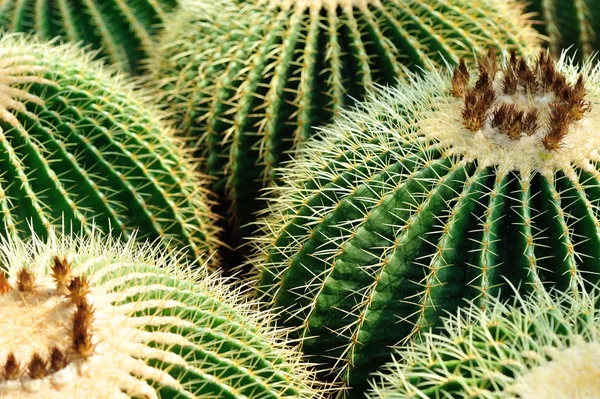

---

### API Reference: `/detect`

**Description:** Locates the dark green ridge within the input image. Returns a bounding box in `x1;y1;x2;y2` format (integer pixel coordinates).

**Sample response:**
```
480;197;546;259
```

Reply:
259;154;600;396
106;272;301;399
0;37;219;267
526;0;600;61
367;278;599;398
151;0;540;262
0;232;321;398
251;51;600;394
0;0;178;75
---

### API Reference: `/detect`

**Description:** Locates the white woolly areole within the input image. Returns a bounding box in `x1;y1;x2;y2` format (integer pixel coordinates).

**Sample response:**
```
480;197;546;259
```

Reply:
417;54;600;179
507;340;600;399
0;228;323;399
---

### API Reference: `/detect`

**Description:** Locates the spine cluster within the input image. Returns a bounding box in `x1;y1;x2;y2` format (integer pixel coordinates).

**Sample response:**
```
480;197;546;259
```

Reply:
0;256;93;383
454;50;590;150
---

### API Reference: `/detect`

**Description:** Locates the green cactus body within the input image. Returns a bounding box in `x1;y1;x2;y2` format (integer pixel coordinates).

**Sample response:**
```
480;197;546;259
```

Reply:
150;0;540;251
0;35;218;266
526;0;600;61
0;0;177;75
368;279;600;399
250;51;600;397
0;229;323;398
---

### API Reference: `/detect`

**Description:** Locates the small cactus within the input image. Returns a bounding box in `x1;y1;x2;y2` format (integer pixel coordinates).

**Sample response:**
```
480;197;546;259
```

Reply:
150;0;541;251
368;279;600;399
0;228;324;398
0;0;178;75
0;35;218;266
249;50;600;397
526;0;600;61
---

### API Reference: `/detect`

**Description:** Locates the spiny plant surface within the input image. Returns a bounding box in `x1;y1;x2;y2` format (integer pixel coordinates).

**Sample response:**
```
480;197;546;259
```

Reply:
249;50;600;397
0;228;324;398
526;0;600;61
368;279;600;399
150;0;541;252
0;0;178;75
0;35;218;266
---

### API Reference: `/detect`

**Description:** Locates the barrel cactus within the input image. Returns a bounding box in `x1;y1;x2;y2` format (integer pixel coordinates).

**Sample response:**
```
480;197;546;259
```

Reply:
249;50;600;397
0;35;218;266
0;0;178;75
0;228;323;398
150;0;541;250
368;278;600;399
526;0;600;61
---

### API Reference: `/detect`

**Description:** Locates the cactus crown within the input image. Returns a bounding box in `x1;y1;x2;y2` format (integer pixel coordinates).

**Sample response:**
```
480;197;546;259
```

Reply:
248;51;600;397
0;229;323;398
150;0;541;257
369;279;600;399
426;50;599;174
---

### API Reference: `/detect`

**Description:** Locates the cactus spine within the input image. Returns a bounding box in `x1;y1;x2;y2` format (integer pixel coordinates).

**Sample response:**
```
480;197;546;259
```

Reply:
0;0;178;75
368;279;600;399
150;0;540;251
249;50;600;397
0;228;323;398
0;35;219;266
526;0;600;60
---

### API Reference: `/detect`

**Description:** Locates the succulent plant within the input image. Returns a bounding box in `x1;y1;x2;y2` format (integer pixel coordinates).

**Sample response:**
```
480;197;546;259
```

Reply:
0;35;219;266
0;228;324;398
249;50;600;397
368;277;600;399
150;0;541;251
0;0;178;75
526;0;600;61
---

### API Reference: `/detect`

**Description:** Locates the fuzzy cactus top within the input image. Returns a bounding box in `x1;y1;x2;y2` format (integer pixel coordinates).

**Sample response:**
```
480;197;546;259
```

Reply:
0;229;323;398
0;35;219;265
249;51;600;397
0;0;179;74
150;0;541;253
368;278;600;399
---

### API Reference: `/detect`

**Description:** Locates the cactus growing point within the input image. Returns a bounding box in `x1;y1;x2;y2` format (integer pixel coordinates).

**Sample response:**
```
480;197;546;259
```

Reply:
0;0;179;75
150;0;541;252
0;35;219;266
368;279;600;399
249;50;600;397
0;228;324;398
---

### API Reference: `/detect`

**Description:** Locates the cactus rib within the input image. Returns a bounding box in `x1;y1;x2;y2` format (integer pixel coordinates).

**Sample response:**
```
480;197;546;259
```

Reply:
149;0;541;253
0;35;219;266
0;0;178;75
249;50;600;397
368;278;600;399
0;228;324;398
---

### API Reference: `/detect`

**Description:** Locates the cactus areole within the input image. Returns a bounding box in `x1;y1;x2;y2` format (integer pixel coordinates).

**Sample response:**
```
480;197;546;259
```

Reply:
369;280;600;399
0;36;219;266
152;0;540;251
0;231;322;399
251;51;600;397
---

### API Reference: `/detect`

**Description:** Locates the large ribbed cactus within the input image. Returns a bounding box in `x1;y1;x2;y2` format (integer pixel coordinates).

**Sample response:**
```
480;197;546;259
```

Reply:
526;0;600;61
368;279;600;399
0;229;323;398
0;0;178;75
0;35;218;266
150;0;541;250
249;50;600;397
